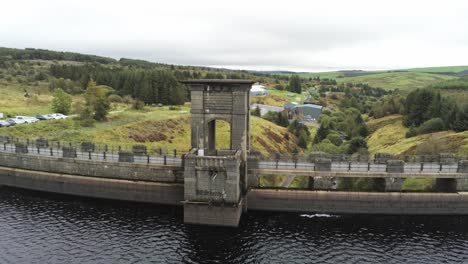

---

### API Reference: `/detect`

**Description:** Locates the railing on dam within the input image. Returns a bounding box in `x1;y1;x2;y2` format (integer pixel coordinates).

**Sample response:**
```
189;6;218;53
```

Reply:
250;152;467;174
0;135;467;174
0;136;185;167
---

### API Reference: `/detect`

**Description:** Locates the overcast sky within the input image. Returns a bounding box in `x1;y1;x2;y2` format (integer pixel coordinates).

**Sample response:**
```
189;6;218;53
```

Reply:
1;0;468;72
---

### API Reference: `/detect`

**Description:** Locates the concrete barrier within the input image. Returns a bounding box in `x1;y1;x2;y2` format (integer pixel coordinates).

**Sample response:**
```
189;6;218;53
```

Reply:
315;158;331;171
386;160;404;173
0;152;183;183
0;166;183;205
81;142;95;152
36;138;49;148
375;153;394;164
118;151;134;162
15;143;28;154
458;160;468;173
246;189;468;215
62;147;77;158
132;145;147;156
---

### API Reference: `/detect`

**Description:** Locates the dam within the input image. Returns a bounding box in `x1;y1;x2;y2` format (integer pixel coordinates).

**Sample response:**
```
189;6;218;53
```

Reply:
1;80;468;227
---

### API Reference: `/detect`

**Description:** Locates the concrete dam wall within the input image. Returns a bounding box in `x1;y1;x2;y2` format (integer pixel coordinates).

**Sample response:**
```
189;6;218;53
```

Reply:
247;189;468;215
0;152;184;183
0;166;184;205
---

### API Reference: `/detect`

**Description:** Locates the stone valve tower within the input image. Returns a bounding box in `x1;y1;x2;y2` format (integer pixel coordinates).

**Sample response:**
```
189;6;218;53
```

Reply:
182;79;253;227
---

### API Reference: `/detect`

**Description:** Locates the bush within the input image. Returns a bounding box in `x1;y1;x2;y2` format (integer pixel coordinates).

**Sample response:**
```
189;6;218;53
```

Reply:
263;111;289;127
406;118;445;137
108;94;123;103
51;88;72;115
348;136;368;154
168;106;181;111
326;133;343;146
311;140;341;154
132;100;145;110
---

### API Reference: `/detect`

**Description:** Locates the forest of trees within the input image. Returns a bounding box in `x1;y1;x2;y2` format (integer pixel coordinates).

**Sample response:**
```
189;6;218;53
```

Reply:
0;47;115;64
403;88;468;136
50;64;188;105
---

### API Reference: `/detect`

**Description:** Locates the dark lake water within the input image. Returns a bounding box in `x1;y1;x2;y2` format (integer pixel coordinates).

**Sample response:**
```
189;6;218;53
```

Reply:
1;187;468;264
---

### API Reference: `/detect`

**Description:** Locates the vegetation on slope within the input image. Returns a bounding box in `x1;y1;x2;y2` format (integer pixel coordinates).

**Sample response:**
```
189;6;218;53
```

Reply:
337;72;456;91
367;115;468;156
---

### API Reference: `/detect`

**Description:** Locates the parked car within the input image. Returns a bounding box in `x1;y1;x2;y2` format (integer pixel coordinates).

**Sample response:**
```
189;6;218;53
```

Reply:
51;113;68;119
15;116;39;123
6;118;23;125
36;114;55;121
0;120;11;127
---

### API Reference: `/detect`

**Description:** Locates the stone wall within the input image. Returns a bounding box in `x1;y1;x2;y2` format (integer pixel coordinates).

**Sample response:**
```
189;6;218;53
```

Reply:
0;152;183;183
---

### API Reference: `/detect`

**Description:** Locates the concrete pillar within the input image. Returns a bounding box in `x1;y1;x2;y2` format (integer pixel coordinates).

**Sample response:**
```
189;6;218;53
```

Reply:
81;142;95;152
132;145;147;156
0;135;10;143
440;153;456;164
62;147;77;158
385;177;404;191
458;160;468;173
313;177;335;190
456;160;468;191
456;178;468;191
315;158;332;171
36;138;49;148
247;156;259;187
374;153;394;164
118;151;134;162
15;143;28;154
386;160;404;173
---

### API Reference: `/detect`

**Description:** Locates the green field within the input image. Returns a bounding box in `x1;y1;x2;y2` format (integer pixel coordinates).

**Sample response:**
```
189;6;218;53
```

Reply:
337;72;456;91
406;65;468;73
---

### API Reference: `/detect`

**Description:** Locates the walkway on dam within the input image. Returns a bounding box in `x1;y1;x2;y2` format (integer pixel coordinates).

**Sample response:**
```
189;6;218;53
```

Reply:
0;143;462;175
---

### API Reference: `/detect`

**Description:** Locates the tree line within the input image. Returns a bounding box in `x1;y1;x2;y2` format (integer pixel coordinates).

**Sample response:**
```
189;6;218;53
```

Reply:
50;64;188;105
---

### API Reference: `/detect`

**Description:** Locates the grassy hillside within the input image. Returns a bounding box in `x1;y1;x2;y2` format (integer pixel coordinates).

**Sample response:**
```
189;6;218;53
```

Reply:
337;72;456;91
0;107;298;156
406;65;468;73
367;115;468;156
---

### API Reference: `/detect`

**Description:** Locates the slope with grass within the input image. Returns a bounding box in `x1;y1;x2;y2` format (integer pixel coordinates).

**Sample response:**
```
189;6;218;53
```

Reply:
337;72;456;91
367;115;468;156
0;107;298;156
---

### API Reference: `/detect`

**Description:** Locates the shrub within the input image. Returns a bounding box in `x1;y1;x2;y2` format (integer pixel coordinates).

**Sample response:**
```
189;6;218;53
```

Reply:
348;136;368;154
132;100;145;110
326;133;343;146
108;94;123;103
406;118;445;137
51;88;72;115
168;106;181;111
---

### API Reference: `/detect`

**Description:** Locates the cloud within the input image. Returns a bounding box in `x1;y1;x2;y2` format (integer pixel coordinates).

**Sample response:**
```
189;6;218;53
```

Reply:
1;0;468;71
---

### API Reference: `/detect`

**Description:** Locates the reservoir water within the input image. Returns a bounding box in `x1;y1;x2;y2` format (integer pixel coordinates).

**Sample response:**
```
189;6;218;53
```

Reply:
1;187;468;264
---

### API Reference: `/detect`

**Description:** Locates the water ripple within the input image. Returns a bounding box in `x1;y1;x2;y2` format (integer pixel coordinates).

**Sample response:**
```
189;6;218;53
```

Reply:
1;188;468;263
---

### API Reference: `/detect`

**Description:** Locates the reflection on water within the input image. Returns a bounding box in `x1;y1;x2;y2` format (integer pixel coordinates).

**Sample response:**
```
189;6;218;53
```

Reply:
1;187;468;264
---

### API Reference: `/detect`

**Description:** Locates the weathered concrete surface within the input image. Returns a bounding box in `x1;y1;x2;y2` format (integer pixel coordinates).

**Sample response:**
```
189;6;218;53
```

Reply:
0;152;183;183
385;177;405;191
246;189;468;215
183;202;243;227
0;166;183;205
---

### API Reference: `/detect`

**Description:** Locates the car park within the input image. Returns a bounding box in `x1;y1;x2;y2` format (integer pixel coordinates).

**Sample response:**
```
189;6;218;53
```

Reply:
0;120;11;127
